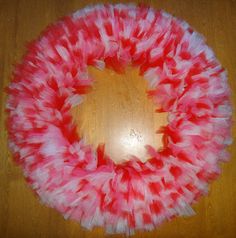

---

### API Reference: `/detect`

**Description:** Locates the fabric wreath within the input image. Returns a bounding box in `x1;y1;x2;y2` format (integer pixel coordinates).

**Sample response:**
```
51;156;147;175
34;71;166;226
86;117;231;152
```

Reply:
6;4;232;235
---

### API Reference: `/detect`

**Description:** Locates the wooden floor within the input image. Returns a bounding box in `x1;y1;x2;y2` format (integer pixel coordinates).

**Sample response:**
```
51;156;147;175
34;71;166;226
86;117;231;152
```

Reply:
0;0;236;237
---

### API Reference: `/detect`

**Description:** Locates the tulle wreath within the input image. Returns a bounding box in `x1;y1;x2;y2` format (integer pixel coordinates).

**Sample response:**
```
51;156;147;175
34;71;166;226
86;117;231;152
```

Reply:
6;3;232;235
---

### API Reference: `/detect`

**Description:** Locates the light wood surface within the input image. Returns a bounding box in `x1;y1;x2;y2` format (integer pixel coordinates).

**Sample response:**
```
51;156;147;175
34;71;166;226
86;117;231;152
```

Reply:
72;66;168;164
0;0;236;237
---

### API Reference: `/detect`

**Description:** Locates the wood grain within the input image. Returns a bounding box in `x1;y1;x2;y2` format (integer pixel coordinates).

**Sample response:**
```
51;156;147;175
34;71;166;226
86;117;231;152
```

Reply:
0;0;236;238
71;66;168;164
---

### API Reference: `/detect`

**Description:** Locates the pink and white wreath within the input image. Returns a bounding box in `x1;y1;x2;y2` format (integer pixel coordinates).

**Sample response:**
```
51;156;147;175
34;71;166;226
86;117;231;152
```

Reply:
6;3;232;235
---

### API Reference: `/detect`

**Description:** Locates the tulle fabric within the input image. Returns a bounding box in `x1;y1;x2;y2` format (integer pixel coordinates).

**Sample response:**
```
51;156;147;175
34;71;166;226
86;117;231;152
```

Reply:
6;4;232;235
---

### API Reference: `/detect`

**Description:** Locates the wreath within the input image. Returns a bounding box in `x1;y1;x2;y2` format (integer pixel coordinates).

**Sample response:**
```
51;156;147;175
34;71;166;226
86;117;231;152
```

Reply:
6;4;232;235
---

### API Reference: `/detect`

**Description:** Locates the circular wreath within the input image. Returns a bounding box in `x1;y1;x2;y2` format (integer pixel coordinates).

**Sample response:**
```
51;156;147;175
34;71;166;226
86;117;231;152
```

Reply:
6;4;232;235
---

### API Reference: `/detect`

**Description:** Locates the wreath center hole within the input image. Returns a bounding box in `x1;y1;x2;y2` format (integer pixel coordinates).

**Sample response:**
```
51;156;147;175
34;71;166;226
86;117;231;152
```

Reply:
71;67;168;164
